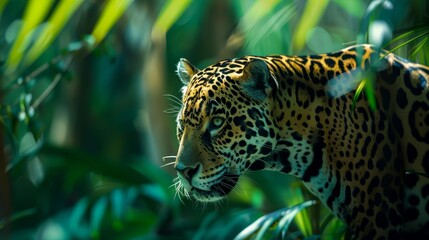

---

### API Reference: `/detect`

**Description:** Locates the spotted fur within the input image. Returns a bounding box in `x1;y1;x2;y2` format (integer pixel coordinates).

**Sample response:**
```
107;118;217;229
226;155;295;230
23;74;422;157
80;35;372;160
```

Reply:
173;44;429;239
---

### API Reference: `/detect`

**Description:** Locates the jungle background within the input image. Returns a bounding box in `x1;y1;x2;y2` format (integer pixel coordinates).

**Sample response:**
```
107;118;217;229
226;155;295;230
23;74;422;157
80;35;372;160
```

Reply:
0;0;428;239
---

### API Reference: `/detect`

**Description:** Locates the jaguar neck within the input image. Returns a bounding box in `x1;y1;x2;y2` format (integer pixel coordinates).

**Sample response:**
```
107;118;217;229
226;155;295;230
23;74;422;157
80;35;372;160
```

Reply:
256;48;372;200
265;45;374;142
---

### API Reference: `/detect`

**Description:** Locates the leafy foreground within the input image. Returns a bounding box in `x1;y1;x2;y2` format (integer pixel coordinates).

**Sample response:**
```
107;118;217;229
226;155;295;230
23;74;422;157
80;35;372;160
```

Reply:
235;201;316;240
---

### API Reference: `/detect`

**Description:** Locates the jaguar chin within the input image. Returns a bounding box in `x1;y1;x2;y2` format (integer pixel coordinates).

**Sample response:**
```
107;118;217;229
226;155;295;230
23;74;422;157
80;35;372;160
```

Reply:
183;174;239;202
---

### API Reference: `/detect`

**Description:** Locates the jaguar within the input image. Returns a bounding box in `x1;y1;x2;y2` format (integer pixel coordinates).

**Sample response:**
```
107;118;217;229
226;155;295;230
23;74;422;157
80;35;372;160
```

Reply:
172;44;429;239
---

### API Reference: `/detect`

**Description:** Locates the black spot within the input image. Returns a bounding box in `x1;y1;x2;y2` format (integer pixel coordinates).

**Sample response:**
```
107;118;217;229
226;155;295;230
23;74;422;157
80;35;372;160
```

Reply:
367;176;379;194
361;136;371;157
375;212;388;228
407;143;418;163
426;201;429;214
233;115;246;127
367;159;374;170
360;217;369;229
280;151;292;173
396;88;408;109
344;186;351;205
357;107;369;121
246;144;257;155
382;145;392;163
408;194;420;205
201;131;211;145
404;70;424;95
404;207;419;221
423;150;429;173
208;90;214;97
380;86;390;109
258;128;269;137
352;188;360;197
376;158;386;171
247;107;262;120
259;142;272;155
405;173;419;188
315;106;324;114
345;171;352;181
245;128;257;139
278;149;291;163
388;209;402;226
324;58;336;67
291;132;303;141
249;160;265;170
422;184;429;198
374;193;382;206
327;171;341;209
391;114;403;138
327;70;334;80
302;138;325;182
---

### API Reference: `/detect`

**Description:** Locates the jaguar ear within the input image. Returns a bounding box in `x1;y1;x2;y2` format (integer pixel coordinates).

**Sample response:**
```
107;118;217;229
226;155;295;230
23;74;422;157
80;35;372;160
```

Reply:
177;58;200;85
240;59;278;101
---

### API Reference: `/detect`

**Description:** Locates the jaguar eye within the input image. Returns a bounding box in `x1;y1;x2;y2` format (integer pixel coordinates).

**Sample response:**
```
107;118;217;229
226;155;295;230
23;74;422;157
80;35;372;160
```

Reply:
210;117;225;129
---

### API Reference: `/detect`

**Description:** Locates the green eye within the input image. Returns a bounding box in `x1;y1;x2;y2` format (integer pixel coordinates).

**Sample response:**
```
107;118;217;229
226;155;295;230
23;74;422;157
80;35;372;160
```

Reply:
211;117;224;128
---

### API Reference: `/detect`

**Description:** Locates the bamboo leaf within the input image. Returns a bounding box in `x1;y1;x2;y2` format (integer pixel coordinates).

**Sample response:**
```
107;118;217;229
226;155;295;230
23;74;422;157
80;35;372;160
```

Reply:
91;0;134;45
153;0;192;34
382;30;429;58
6;0;54;73
291;0;329;52
410;38;428;60
24;0;85;66
352;79;366;111
364;72;377;111
386;24;429;48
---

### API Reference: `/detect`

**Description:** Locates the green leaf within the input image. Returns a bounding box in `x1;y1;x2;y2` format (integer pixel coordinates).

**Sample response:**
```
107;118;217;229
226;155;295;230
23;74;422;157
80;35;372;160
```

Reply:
91;0;134;45
90;196;108;238
111;189;125;221
320;214;347;240
234;200;316;240
153;0;192;35
352;79;366;111
69;197;90;233
383;30;429;58
5;0;55;73
291;0;329;52
25;0;85;66
364;72;377;111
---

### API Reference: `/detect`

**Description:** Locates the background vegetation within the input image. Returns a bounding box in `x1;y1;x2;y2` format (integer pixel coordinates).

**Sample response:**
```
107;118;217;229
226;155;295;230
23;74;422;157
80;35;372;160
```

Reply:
0;0;428;239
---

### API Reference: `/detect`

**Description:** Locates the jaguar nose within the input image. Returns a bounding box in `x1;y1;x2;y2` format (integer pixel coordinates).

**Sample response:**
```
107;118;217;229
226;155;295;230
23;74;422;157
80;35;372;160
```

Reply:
175;162;201;183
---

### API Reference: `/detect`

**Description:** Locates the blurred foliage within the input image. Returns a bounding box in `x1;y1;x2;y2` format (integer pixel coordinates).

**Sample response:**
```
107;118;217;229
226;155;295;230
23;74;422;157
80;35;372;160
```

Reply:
0;0;428;239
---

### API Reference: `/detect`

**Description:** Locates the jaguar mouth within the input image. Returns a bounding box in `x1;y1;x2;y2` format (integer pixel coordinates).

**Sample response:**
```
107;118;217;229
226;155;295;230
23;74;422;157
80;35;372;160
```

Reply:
191;174;239;202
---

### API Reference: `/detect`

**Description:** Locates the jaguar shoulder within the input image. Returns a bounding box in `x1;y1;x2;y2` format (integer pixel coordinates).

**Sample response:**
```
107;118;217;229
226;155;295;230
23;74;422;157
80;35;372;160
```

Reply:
173;44;429;239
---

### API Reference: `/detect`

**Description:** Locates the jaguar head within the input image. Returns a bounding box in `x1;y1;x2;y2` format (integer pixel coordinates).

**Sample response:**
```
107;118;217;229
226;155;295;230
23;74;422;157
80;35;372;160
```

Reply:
173;57;279;202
